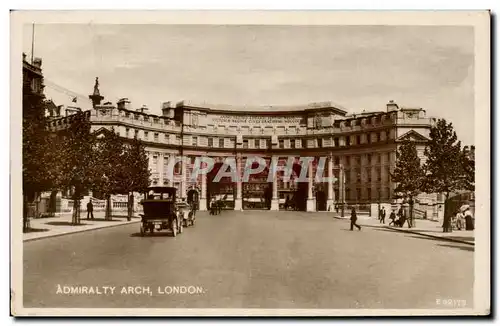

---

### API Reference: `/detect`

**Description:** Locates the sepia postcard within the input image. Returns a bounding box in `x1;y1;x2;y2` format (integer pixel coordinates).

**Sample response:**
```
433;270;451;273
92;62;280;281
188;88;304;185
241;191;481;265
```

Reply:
10;10;490;317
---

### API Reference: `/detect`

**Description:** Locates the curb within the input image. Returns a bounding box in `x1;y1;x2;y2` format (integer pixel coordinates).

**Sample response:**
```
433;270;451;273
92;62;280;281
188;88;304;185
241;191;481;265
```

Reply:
333;216;372;220
23;219;140;243
384;226;475;246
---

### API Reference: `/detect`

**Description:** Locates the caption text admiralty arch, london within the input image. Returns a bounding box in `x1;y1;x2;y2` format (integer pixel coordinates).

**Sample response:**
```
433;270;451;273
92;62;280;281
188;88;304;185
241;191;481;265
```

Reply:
48;82;445;218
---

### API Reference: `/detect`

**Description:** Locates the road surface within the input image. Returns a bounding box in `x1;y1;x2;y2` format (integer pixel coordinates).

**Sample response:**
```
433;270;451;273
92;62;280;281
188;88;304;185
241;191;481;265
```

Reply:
23;211;474;309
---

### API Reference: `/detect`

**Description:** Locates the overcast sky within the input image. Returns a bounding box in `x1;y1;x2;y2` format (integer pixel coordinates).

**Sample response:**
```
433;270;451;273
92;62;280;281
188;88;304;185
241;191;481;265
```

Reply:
23;24;474;144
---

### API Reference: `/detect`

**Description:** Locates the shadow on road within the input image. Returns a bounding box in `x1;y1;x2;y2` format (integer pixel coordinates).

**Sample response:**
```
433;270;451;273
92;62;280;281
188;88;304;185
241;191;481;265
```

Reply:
45;222;92;226
370;227;474;248
130;232;174;238
366;225;402;232
437;243;475;252
23;227;50;233
406;234;474;245
81;218;124;222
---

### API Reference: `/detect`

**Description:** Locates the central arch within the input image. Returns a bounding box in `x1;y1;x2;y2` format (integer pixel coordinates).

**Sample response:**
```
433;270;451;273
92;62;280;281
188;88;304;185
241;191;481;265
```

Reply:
206;162;235;210
290;163;308;211
187;188;199;209
242;161;272;210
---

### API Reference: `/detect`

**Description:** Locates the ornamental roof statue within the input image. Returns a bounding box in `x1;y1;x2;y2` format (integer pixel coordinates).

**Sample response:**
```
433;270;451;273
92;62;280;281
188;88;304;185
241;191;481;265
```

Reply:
89;77;104;108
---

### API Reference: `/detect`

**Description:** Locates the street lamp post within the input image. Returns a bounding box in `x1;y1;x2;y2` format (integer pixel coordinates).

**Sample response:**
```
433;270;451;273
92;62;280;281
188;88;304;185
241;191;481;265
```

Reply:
340;164;345;218
378;190;381;220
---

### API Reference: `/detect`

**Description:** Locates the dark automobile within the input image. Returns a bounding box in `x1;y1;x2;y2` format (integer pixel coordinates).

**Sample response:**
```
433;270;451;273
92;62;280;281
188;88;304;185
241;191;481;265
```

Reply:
139;187;183;237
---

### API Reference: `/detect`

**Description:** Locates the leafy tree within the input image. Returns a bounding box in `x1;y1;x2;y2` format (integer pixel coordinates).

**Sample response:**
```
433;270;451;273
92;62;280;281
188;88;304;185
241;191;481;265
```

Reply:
120;137;151;220
391;139;425;228
460;146;475;192
22;81;60;229
57;111;98;225
93;128;126;220
422;119;465;232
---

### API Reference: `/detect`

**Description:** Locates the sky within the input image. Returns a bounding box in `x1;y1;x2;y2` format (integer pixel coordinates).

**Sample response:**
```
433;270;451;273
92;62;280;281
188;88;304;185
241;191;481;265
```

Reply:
23;24;474;144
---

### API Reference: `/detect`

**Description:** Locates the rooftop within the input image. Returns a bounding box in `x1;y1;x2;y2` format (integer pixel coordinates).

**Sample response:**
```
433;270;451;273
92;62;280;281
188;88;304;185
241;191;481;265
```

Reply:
174;100;349;115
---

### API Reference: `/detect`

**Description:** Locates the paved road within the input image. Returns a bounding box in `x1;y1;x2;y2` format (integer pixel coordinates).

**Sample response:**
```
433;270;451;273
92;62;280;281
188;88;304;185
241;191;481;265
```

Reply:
23;211;474;309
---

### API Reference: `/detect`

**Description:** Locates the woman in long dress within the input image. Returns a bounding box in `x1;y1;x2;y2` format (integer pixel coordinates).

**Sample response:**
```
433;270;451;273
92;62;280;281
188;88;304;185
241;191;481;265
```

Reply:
455;210;464;230
464;208;474;230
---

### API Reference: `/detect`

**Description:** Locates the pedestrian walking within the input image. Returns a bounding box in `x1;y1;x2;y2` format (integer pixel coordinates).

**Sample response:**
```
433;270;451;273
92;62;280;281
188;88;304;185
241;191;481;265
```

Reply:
209;197;216;215
388;210;397;226
190;201;197;219
380;207;386;224
217;200;223;214
86;199;94;220
350;207;361;231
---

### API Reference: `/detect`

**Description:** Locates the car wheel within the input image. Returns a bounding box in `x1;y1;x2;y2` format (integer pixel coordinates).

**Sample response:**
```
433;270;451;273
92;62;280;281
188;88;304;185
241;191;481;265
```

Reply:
140;225;144;236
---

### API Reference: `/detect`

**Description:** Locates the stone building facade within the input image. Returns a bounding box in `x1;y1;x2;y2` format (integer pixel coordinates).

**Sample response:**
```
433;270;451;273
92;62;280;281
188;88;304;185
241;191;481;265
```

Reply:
79;90;444;217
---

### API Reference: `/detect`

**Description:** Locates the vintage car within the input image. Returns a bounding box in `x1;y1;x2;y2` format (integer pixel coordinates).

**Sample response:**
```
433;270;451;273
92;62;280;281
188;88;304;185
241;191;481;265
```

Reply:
139;187;183;237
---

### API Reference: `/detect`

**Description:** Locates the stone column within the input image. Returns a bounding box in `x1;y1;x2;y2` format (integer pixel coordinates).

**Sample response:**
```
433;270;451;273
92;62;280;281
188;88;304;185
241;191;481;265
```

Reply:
200;166;207;211
306;158;316;212
181;156;187;199
165;155;173;187
234;155;243;211
270;156;280;211
326;154;335;211
158;153;164;186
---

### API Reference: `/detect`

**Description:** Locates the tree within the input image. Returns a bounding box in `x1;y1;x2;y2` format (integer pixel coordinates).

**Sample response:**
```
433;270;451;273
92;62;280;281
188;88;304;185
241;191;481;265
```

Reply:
93;128;126;220
422;119;465;233
22;81;59;230
57;111;98;225
120;137;151;220
391;139;425;228
460;146;475;192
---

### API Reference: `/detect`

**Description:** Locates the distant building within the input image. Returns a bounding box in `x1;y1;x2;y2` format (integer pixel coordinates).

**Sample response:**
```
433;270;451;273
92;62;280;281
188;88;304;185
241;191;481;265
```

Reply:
51;80;443;218
22;53;44;99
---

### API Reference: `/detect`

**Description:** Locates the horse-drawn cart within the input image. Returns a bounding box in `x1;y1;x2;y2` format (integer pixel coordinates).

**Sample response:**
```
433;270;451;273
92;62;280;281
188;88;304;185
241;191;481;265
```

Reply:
139;187;183;237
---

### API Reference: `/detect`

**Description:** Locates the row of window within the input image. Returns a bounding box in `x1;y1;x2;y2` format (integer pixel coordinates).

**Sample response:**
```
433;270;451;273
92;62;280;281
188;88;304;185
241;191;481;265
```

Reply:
122;128;391;149
344;166;391;183
344;187;393;201
149;154;392;173
342;153;392;166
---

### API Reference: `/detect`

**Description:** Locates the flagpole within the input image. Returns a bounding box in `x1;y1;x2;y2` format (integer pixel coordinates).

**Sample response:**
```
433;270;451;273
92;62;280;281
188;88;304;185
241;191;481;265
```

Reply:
31;23;35;64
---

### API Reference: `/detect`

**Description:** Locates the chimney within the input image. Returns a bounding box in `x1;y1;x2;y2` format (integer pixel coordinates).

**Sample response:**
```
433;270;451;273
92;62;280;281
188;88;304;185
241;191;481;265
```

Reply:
22;53;27;62
140;104;149;113
162;102;171;117
117;98;131;110
386;100;399;112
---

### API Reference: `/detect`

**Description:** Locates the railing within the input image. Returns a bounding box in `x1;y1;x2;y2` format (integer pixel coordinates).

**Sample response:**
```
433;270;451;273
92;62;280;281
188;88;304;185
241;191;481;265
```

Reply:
112;202;128;210
412;207;426;219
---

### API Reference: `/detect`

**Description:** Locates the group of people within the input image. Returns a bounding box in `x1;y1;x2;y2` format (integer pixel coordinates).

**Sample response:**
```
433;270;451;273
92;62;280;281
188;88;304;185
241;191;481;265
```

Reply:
209;197;224;215
377;206;410;228
388;207;411;228
452;206;474;231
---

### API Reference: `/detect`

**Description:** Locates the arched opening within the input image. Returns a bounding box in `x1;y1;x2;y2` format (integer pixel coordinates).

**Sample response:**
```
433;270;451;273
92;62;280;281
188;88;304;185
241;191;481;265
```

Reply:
243;161;272;210
187;189;199;209
290;163;308;211
206;162;235;210
316;189;327;211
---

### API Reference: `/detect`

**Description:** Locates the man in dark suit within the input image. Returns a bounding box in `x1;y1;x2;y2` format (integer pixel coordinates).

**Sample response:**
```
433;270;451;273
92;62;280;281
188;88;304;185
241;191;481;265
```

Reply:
350;207;361;231
87;199;94;220
380;207;386;224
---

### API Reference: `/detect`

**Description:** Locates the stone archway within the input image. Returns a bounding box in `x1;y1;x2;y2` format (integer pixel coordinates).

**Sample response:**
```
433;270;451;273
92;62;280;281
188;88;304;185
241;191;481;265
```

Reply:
291;163;308;211
206;162;235;210
187;188;199;209
242;161;272;210
316;190;327;211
